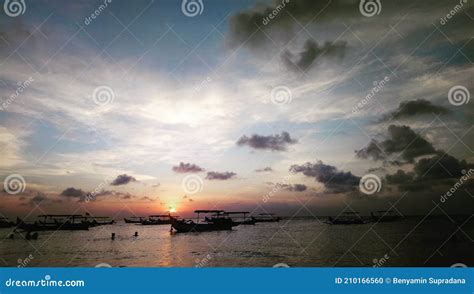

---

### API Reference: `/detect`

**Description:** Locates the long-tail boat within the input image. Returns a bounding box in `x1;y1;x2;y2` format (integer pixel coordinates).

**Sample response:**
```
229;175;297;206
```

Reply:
251;213;281;223
141;214;179;225
124;216;145;223
325;212;365;225
0;217;14;228
171;210;233;233
16;215;90;231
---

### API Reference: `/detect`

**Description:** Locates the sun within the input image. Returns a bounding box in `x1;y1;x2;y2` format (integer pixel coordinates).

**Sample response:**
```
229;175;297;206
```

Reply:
169;207;177;213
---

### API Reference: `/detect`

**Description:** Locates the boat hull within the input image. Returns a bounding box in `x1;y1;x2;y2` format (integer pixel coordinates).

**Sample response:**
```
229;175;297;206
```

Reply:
171;220;232;233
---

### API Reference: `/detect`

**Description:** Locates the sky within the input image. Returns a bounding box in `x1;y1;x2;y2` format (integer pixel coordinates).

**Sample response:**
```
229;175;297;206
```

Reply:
0;0;473;219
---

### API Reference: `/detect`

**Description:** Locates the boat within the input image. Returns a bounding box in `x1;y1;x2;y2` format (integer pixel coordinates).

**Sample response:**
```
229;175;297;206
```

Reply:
141;214;179;225
370;210;402;223
251;213;281;223
211;211;255;226
171;210;233;233
81;216;115;227
0;217;14;228
124;217;145;224
325;212;365;225
16;215;90;231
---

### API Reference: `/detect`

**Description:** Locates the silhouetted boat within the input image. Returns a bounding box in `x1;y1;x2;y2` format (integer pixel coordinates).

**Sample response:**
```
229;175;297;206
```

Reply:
251;213;281;223
211;211;255;226
370;210;402;223
124;217;145;223
141;214;179;225
0;217;14;228
325;212;365;225
171;210;232;233
81;216;115;227
16;215;89;231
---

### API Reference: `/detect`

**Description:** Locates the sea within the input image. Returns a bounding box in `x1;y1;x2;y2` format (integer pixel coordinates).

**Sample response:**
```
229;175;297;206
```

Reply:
1;216;472;267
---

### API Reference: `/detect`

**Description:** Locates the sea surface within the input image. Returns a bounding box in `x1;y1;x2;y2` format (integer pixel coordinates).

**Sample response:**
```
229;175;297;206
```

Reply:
1;216;472;267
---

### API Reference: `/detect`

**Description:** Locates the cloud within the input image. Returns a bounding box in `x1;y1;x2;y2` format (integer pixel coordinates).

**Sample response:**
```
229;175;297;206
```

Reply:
255;167;273;172
110;174;137;186
60;187;85;198
385;170;414;184
282;39;346;72
356;125;437;163
414;152;471;180
172;162;205;173
227;0;357;49
384;99;449;120
290;160;360;192
237;132;297;151
281;183;307;192
206;171;237;180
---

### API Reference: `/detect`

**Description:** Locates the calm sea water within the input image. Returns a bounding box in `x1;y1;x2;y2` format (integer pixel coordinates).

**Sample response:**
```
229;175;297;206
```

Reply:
1;216;472;267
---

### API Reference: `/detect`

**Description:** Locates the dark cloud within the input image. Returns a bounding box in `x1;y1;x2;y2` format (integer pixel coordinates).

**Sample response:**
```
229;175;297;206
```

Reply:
414;152;471;180
290;160;360;192
110;174;136;186
282;183;307;192
237;131;297;151
385;170;414;184
206;171;237;180
227;0;358;49
255;167;273;172
60;187;85;198
172;162;205;173
356;125;437;163
385;99;449;120
355;140;385;161
282;39;346;72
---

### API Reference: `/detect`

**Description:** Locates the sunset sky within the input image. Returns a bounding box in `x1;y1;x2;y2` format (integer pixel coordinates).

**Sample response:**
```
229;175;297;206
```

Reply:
1;0;473;219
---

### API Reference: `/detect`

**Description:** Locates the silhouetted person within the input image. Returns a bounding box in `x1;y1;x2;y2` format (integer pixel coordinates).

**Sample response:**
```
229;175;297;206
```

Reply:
111;233;115;240
134;232;138;237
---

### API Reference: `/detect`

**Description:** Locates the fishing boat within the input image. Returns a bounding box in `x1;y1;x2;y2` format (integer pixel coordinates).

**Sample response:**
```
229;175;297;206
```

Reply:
251;213;281;223
171;210;233;233
141;214;179;225
124;216;145;224
0;217;14;228
370;210;402;223
81;216;115;227
16;215;90;231
211;211;255;226
325;212;365;225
